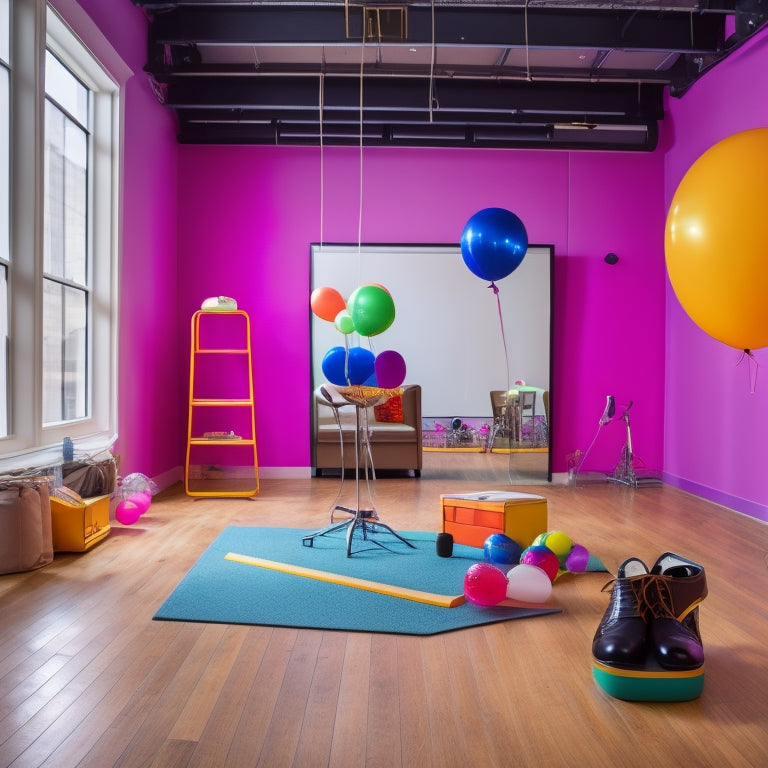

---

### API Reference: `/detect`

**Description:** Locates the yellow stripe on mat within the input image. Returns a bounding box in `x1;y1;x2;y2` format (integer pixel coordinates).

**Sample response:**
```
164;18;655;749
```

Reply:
225;552;465;608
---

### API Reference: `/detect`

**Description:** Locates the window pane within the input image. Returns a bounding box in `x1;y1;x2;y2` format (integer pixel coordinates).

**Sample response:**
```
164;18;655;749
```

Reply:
45;50;88;127
43;280;87;424
44;100;87;284
0;264;7;437
0;65;7;263
0;0;8;65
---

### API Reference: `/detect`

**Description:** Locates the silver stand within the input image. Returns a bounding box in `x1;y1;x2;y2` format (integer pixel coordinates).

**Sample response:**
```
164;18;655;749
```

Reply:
303;388;415;557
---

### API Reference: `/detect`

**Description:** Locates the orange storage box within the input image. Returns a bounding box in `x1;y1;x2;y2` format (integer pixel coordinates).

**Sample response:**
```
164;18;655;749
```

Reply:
441;491;548;549
50;492;111;552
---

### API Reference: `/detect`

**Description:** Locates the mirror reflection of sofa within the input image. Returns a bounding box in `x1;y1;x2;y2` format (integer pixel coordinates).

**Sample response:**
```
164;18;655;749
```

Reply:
313;384;422;477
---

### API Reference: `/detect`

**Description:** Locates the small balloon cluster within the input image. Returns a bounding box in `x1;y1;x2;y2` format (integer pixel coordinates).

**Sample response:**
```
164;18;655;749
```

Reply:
112;472;159;525
311;284;406;388
463;530;592;606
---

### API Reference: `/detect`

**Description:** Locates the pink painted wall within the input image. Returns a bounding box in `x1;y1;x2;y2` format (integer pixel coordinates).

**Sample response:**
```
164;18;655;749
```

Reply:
54;0;181;483
663;28;768;521
177;145;666;476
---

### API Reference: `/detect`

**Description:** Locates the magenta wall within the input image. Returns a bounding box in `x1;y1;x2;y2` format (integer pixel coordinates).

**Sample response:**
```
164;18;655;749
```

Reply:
177;145;666;475
663;29;768;521
54;0;182;484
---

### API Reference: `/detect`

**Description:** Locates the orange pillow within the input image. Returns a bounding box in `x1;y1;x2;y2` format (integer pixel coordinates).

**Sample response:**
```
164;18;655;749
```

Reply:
374;395;404;423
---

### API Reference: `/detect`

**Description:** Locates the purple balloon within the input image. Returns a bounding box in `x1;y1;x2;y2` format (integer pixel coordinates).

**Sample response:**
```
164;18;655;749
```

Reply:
565;543;590;572
374;350;406;388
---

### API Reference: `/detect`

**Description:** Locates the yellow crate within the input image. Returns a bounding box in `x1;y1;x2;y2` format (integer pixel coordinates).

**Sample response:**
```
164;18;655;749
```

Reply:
50;493;111;552
441;491;548;549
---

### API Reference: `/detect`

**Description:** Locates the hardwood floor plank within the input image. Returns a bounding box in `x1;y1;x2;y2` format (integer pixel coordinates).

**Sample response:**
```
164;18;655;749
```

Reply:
327;633;370;768
394;635;431;768
223;628;297;767
168;625;249;743
186;627;274;768
254;630;324;768
290;631;346;768
365;634;401;768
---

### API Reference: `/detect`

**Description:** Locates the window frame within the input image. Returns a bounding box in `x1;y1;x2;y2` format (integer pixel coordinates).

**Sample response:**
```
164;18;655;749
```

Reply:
0;1;122;468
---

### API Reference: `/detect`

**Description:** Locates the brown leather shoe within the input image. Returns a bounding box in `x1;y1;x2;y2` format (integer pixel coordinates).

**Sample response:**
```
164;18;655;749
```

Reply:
644;553;707;670
592;558;650;668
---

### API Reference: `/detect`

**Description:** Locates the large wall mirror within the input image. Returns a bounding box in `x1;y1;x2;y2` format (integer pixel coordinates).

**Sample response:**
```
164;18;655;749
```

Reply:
311;243;553;482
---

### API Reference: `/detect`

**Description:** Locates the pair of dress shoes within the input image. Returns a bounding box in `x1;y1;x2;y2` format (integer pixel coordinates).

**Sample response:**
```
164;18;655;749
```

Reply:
592;552;707;671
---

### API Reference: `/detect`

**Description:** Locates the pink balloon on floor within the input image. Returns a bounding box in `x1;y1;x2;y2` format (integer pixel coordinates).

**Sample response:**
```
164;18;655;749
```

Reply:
115;499;142;525
128;491;152;516
464;562;508;606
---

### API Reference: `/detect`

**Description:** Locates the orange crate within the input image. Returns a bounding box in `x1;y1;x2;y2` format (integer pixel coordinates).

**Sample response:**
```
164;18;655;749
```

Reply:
441;492;547;550
50;493;111;552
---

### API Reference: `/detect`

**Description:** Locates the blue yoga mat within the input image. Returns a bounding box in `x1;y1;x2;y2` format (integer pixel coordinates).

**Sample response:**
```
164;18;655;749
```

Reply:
153;526;562;635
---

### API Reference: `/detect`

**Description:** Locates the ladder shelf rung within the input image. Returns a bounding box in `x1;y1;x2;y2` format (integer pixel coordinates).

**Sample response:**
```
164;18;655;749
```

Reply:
189;437;255;445
191;399;253;406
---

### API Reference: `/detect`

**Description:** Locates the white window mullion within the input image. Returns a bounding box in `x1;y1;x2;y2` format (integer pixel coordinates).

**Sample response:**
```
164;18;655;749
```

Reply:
6;0;45;453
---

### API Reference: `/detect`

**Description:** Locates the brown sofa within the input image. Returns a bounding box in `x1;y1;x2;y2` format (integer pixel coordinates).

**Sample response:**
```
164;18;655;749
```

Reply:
313;384;422;477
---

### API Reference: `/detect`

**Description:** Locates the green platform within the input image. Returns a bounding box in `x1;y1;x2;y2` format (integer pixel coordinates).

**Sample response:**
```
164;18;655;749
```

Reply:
593;660;704;702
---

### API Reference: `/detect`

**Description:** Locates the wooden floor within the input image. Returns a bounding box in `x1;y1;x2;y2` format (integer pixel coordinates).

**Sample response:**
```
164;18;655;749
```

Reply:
1;452;767;768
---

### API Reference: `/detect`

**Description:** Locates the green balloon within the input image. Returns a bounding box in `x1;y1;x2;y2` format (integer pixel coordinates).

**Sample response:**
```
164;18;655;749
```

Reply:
348;285;395;336
334;310;355;334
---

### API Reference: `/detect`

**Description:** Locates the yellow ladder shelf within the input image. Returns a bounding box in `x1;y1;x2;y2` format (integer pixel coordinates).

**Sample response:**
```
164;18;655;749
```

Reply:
185;309;259;497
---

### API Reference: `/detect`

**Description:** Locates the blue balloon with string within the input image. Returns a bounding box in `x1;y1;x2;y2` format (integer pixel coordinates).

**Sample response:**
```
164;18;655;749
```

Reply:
460;207;528;282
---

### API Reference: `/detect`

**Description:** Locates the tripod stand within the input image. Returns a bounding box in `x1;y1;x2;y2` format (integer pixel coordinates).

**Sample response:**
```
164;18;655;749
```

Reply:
608;400;636;486
302;385;415;557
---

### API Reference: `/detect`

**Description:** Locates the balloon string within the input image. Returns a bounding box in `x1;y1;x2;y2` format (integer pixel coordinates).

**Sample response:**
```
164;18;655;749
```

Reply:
737;349;759;393
489;282;511;393
489;281;516;481
344;334;351;386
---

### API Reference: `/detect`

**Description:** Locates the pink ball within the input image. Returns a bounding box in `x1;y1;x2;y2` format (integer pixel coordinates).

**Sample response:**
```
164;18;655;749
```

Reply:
127;491;151;516
463;562;508;606
519;545;560;583
115;500;141;525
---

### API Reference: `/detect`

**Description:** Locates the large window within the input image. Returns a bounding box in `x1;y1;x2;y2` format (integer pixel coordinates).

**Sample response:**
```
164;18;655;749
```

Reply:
1;1;120;465
1;0;10;437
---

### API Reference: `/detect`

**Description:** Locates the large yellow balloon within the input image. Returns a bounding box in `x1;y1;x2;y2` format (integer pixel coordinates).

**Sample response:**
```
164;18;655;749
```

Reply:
665;128;768;351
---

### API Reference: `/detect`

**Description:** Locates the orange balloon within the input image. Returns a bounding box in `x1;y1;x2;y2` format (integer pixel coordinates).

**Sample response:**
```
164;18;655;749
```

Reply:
310;286;346;322
665;128;768;351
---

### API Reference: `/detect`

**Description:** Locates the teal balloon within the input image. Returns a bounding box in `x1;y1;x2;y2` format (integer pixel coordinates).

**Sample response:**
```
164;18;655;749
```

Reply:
348;285;395;337
460;207;528;282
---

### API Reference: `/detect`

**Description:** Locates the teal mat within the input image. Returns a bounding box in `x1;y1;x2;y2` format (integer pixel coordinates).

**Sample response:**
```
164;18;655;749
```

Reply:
154;526;562;635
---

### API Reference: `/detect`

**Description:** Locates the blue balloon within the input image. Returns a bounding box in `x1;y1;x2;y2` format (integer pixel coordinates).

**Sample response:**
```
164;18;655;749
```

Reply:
460;207;528;282
321;346;349;386
483;533;523;566
346;346;375;385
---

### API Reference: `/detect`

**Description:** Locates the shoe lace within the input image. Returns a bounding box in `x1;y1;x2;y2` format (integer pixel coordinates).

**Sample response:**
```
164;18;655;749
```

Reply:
630;574;676;622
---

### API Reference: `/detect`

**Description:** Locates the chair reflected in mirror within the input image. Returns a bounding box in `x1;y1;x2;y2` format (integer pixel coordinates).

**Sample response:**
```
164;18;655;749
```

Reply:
489;390;517;448
517;389;537;446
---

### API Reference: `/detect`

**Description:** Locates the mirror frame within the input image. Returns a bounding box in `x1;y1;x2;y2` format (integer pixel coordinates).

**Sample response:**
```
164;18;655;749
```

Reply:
310;242;553;482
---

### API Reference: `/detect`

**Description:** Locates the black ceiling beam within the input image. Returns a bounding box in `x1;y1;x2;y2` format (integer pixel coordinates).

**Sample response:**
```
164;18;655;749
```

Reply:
175;106;655;127
173;117;657;151
141;5;726;53
163;76;664;119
